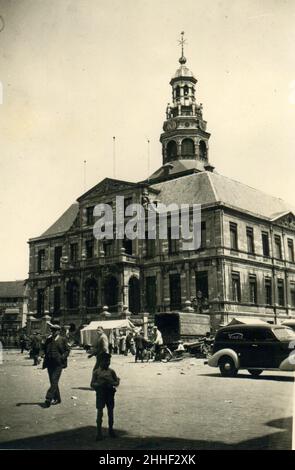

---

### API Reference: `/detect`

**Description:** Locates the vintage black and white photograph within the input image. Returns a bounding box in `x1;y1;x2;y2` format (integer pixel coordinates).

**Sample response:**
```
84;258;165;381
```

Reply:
0;0;294;454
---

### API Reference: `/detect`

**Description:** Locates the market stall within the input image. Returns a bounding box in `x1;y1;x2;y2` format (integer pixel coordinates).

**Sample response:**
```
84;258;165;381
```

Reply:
80;318;135;346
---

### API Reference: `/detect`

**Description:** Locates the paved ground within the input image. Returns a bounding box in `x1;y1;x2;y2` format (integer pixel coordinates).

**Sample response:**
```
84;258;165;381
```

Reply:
0;349;293;450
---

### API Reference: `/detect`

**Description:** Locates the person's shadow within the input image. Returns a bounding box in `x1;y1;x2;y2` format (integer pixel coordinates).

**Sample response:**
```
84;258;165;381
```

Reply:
16;402;48;409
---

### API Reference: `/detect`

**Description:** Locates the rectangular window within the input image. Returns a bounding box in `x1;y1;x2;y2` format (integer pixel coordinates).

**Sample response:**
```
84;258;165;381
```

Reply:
85;239;94;259
37;249;45;272
231;272;241;302
262;232;270;257
277;279;285;306
169;273;182;310
229;222;238;250
54;246;62;271
201;221;206;248
290;283;295;307
168;226;179;254
86;206;95;226
288;239;294;262
37;289;45;316
265;278;272;305
54;286;61;314
274;235;282;260
146;235;156;258
249;275;257;304
124;197;133;212
146;276;157;313
123;237;133;255
103;240;113;257
70;243;78;262
246;227;255;254
195;271;209;299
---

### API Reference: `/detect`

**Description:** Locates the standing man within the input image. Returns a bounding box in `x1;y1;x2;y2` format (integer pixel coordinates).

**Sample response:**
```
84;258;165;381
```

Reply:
152;326;163;361
42;323;70;407
88;326;109;370
134;330;147;363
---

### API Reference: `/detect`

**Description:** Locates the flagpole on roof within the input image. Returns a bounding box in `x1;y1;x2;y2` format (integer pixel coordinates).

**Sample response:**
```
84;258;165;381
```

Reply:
113;136;116;179
83;160;87;192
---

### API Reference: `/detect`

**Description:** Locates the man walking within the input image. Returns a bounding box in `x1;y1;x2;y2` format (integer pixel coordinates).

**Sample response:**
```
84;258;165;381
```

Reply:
88;326;109;370
42;323;70;407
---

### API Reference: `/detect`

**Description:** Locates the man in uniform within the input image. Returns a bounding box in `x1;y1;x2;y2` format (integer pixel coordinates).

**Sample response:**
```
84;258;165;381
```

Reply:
42;323;70;407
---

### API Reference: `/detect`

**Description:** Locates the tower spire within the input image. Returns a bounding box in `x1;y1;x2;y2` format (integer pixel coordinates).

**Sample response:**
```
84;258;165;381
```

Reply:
178;31;187;64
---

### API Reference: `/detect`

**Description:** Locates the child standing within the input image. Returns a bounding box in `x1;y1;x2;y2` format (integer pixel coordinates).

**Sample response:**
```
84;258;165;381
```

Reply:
90;352;120;441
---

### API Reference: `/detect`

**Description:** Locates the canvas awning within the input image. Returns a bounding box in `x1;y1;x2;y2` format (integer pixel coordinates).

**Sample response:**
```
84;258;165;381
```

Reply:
80;319;135;346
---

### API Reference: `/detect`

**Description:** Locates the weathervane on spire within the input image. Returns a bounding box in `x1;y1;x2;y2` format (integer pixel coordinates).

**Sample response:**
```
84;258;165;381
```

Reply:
178;31;187;64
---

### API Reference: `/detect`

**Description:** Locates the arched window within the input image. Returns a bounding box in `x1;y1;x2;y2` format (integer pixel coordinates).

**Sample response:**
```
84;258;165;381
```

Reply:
103;276;118;310
184;85;189;96
166;140;177;161
199;140;207;160
67;280;79;309
181;138;195;157
175;86;181;98
85;278;98;308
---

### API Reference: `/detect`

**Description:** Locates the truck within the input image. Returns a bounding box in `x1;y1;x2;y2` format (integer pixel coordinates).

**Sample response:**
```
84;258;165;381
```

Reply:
154;312;211;346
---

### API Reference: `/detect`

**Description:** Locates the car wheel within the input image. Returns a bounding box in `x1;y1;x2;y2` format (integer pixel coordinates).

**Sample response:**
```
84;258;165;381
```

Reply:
219;356;238;377
248;369;263;377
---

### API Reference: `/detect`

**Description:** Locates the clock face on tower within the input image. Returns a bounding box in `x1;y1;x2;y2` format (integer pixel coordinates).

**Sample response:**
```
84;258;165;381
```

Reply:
164;120;177;132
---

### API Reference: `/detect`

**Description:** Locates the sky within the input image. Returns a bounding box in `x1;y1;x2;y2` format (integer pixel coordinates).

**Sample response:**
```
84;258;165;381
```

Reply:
0;0;295;280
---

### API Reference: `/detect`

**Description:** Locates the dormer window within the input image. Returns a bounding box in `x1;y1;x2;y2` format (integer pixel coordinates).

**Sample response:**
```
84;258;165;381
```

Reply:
86;206;95;225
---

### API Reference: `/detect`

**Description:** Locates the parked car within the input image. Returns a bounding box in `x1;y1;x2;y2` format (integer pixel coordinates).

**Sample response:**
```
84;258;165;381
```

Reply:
207;324;295;377
282;320;295;332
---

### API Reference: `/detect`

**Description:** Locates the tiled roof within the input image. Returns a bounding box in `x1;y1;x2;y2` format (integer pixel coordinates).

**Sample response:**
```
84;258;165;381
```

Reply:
150;171;294;219
0;281;27;298
34;203;79;240
148;159;208;182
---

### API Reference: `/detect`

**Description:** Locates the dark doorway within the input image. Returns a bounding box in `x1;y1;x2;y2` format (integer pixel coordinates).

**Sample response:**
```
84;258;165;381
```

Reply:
128;276;140;314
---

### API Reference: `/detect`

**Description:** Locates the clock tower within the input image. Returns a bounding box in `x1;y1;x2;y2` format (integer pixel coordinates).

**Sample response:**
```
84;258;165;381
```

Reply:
160;33;213;171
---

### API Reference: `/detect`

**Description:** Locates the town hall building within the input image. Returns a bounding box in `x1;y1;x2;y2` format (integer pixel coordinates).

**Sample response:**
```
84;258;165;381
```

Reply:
27;38;295;331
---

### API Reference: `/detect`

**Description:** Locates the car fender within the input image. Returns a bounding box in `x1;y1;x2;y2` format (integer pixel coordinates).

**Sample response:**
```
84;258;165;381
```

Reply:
279;353;295;372
208;348;240;369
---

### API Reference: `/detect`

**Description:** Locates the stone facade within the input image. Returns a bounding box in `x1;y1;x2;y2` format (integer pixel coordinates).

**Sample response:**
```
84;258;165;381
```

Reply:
27;47;295;332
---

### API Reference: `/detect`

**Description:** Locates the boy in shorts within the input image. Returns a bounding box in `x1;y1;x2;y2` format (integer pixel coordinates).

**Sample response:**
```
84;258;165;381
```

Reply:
90;352;120;441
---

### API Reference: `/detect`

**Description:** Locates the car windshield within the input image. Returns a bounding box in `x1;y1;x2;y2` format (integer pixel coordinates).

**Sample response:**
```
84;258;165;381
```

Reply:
272;327;295;341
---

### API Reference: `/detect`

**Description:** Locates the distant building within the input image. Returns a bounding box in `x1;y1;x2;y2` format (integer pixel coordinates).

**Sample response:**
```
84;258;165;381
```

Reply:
0;280;28;346
27;41;295;331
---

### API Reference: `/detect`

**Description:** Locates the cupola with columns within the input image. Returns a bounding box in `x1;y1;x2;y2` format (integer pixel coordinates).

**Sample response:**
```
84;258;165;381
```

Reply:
160;32;213;171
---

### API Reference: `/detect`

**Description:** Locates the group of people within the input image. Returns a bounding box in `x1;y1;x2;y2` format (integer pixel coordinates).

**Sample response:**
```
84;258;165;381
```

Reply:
86;324;163;440
108;330;136;356
20;322;164;441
